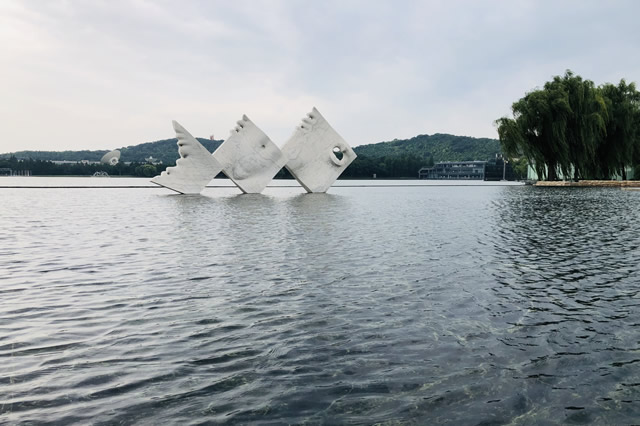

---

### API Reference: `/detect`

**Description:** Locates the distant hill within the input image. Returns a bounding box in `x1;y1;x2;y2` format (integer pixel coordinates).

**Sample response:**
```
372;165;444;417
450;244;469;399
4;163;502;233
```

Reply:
1;133;501;178
353;133;501;161
0;138;222;165
344;133;501;178
117;138;222;165
0;149;110;162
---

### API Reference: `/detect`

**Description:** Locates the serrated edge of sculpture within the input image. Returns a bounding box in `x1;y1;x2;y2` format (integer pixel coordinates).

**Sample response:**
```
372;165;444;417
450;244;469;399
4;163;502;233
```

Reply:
150;121;222;194
150;108;356;195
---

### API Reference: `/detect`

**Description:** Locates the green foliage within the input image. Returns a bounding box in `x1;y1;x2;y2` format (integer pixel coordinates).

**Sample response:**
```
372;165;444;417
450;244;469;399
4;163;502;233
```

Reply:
354;134;500;162
599;80;640;179
0;156;168;177
511;157;529;180
135;164;158;177
496;70;640;180
0;150;109;162
1;132;502;179
1;138;222;165
348;134;501;178
118;138;222;164
342;153;429;178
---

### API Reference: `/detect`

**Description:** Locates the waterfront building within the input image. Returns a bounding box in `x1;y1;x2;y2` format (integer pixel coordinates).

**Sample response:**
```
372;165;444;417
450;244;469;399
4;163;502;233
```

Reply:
419;157;517;181
418;161;486;180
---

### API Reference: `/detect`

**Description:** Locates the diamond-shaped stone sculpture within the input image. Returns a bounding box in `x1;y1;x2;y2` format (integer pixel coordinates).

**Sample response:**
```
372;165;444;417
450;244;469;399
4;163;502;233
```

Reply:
151;121;222;194
281;107;357;193
213;115;287;194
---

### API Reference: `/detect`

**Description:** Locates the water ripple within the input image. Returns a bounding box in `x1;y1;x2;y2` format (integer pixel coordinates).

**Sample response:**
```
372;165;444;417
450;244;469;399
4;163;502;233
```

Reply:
1;184;639;423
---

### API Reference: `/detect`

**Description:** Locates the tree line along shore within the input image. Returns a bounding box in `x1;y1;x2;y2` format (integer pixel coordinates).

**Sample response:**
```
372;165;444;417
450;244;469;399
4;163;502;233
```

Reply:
497;70;640;181
1;134;518;179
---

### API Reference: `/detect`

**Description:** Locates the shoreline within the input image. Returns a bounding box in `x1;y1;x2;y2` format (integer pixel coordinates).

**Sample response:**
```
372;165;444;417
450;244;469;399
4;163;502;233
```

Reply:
535;180;640;188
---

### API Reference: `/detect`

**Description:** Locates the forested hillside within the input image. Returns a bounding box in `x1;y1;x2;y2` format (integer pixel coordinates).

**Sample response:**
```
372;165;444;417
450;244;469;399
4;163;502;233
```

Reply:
354;133;500;160
0;150;110;162
2;133;502;178
118;138;222;165
347;133;501;178
1;138;222;165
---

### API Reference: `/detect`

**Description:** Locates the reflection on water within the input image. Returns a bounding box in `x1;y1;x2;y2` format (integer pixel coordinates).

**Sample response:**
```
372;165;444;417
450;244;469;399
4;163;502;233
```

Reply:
487;188;640;423
1;182;639;424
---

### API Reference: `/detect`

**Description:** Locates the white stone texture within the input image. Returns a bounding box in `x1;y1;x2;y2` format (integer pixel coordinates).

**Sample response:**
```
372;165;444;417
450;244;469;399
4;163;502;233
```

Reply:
151;121;222;194
100;149;121;165
281;107;357;193
213;115;287;194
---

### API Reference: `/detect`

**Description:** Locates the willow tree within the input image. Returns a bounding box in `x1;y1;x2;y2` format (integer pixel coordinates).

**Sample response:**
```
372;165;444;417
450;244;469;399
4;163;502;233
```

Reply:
496;77;571;180
556;71;607;180
496;70;608;180
599;80;640;179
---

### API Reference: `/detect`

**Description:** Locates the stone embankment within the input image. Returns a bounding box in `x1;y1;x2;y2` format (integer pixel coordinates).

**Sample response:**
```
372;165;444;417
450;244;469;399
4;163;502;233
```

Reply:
535;180;640;188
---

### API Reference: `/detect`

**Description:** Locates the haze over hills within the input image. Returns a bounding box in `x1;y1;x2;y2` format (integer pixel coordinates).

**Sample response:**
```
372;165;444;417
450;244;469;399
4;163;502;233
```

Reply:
0;138;223;165
1;133;501;166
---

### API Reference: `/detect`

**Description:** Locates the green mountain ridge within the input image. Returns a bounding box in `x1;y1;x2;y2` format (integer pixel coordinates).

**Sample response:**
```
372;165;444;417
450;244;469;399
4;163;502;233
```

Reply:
344;134;501;178
1;133;502;178
354;133;500;160
0;138;222;165
2;134;500;162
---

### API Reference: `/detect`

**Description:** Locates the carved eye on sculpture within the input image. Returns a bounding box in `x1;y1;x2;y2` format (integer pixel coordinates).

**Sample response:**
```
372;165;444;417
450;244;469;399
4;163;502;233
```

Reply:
256;140;282;161
333;147;344;160
330;146;345;166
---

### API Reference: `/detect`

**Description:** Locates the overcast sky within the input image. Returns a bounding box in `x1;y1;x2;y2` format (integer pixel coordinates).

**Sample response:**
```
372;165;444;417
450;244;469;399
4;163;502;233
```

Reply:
1;0;639;153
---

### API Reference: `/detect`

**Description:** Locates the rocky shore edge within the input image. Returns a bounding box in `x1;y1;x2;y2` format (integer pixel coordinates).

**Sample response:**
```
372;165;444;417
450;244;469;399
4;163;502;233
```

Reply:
535;180;640;188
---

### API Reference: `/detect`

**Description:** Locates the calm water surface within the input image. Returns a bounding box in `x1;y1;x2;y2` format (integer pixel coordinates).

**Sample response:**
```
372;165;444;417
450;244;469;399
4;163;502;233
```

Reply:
1;179;639;424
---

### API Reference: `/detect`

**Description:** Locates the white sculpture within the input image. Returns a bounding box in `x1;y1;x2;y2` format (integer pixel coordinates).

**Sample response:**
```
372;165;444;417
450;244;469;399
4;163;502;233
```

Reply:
100;149;121;165
281;107;356;193
151;121;222;194
213;115;287;194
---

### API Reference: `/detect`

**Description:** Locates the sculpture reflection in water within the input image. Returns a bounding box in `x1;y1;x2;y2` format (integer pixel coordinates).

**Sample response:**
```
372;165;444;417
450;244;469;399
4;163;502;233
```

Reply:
150;108;356;195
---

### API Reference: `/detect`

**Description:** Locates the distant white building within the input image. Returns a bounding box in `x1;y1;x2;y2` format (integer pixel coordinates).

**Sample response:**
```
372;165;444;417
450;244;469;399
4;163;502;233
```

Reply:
145;156;162;165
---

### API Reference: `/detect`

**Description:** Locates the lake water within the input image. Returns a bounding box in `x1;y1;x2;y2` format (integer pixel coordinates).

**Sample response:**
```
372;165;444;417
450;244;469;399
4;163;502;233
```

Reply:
1;178;639;424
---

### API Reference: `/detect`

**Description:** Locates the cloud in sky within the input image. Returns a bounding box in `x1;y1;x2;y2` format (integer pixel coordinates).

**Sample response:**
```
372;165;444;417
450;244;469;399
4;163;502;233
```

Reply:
1;0;639;152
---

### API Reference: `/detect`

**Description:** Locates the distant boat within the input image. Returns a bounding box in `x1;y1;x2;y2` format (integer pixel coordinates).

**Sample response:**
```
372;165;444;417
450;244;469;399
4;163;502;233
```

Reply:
92;171;110;177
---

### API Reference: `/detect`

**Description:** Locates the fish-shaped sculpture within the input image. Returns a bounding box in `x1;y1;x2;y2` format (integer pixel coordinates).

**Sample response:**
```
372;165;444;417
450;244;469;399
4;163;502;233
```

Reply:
213;115;287;194
281;107;356;193
151;121;222;194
